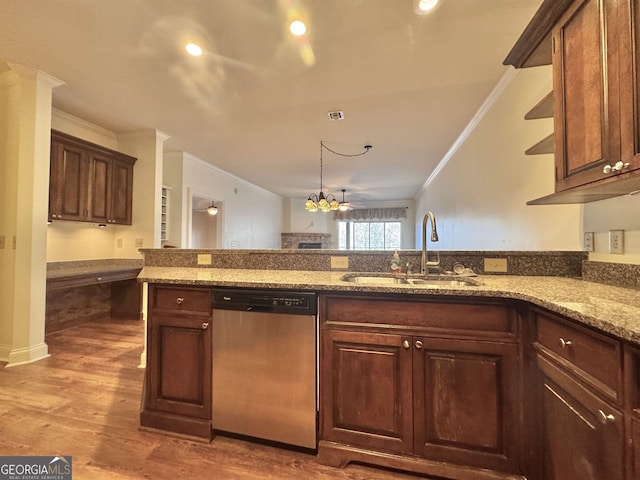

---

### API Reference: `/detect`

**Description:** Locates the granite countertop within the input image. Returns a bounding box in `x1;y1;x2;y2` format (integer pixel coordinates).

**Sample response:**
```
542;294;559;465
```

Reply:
47;259;143;280
138;266;640;346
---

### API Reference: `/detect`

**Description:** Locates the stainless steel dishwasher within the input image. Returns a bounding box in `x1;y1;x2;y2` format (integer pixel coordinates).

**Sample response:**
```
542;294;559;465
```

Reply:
211;288;317;449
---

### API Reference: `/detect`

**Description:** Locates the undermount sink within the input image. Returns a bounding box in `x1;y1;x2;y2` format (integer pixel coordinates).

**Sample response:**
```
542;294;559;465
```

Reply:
340;274;480;287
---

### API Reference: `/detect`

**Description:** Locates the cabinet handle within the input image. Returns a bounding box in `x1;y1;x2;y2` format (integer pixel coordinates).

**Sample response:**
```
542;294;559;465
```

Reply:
415;340;423;350
597;409;615;424
559;338;572;349
201;322;209;330
402;340;410;349
176;297;184;305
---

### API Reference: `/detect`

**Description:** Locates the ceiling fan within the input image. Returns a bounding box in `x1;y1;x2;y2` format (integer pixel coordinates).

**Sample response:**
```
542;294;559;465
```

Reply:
337;189;366;211
193;202;219;215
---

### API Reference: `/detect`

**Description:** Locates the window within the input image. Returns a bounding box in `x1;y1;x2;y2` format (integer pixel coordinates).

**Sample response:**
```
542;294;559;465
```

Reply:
338;221;401;250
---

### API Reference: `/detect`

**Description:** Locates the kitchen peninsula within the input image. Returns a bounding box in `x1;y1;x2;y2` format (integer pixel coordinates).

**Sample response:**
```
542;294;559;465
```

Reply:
138;248;640;480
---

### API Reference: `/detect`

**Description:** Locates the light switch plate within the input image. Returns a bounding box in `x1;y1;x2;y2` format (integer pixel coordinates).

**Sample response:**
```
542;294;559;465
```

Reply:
609;230;624;254
584;232;594;252
135;238;143;248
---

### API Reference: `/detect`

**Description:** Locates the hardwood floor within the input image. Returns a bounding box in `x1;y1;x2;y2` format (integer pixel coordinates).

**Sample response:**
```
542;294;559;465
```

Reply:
0;319;428;479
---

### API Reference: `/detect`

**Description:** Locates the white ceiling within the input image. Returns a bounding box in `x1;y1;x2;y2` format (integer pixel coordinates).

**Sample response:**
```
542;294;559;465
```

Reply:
1;0;542;202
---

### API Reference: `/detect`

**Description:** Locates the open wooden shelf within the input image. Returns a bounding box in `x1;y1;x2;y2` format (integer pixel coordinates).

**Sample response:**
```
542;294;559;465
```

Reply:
525;133;554;155
525;91;554;120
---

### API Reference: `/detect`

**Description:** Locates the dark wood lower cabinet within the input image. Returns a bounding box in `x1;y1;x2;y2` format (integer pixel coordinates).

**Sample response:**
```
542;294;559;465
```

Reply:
141;285;213;440
321;330;413;455
538;356;624;479
319;294;523;480
414;337;519;473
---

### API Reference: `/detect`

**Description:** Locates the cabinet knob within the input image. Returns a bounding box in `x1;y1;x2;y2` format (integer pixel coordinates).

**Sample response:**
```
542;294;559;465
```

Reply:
201;322;209;330
559;338;572;349
402;340;410;349
597;409;615;424
603;161;630;174
415;340;423;350
96;277;102;281
176;297;184;305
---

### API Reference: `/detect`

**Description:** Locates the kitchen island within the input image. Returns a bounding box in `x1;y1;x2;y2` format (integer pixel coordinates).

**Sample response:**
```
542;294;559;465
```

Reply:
138;266;640;344
138;258;640;480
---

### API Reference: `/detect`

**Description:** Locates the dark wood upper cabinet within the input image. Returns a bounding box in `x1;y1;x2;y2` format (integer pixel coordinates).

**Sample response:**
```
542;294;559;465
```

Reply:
506;0;640;204
49;138;89;222
49;130;136;225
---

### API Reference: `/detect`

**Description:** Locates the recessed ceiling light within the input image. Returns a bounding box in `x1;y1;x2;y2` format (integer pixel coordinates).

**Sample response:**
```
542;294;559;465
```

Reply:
416;0;439;13
289;20;307;36
185;43;203;56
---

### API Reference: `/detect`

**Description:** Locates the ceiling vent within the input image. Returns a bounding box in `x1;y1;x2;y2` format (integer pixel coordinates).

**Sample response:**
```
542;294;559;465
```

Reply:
327;110;345;121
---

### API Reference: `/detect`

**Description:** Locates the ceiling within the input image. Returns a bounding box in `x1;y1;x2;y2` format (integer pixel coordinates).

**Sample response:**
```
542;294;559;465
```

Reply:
1;0;542;202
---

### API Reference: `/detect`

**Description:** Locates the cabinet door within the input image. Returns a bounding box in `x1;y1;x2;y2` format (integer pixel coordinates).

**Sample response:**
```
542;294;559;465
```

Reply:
49;139;88;221
147;314;212;419
413;337;520;473
110;158;134;224
633;417;640;479
553;0;620;191
539;357;624;480
88;152;112;224
321;329;413;455
618;0;640;174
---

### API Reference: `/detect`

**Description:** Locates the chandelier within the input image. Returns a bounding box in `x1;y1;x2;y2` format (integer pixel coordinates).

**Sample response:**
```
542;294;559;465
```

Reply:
305;141;372;212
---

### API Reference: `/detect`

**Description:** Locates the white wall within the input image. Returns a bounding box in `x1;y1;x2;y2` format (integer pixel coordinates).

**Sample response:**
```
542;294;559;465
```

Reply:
167;151;283;249
584;194;640;264
414;66;583;251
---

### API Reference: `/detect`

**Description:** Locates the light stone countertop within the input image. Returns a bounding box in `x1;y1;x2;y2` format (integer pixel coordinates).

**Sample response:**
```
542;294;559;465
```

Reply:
138;266;640;346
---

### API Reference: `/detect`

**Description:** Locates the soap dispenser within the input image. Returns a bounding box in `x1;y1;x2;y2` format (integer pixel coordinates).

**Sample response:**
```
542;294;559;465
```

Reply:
391;250;402;274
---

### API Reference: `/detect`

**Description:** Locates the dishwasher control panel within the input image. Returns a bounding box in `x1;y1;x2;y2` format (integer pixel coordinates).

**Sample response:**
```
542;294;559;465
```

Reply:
212;288;317;315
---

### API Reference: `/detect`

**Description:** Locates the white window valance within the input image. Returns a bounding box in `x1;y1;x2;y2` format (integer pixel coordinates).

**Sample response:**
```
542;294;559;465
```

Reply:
333;207;408;221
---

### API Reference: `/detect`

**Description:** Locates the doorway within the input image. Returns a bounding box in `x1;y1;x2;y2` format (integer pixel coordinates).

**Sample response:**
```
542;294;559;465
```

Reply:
189;193;223;249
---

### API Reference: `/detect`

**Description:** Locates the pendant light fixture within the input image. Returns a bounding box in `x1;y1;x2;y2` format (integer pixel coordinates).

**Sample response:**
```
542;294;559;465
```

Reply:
304;141;372;213
207;202;218;215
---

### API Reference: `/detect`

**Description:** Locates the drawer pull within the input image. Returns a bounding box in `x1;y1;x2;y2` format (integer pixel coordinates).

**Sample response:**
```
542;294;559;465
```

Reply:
201;322;209;330
402;340;410;349
415;340;423;350
597;409;615;424
559;338;572;349
176;297;184;305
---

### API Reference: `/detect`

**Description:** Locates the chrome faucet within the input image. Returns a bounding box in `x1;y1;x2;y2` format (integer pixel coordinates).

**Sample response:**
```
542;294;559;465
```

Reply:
421;211;440;275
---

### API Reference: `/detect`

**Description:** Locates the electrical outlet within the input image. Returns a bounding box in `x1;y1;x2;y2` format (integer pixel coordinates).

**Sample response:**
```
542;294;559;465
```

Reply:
116;238;123;248
331;256;349;269
197;254;212;265
135;238;143;248
484;258;508;273
609;230;624;254
12;235;16;250
584;232;594;252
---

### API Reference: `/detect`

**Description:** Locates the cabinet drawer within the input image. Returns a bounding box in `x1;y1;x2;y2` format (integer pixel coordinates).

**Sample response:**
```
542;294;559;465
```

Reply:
151;285;211;315
321;295;517;339
535;310;621;397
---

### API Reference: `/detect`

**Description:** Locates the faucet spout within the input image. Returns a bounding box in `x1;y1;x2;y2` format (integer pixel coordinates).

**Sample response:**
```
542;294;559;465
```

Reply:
421;211;440;275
